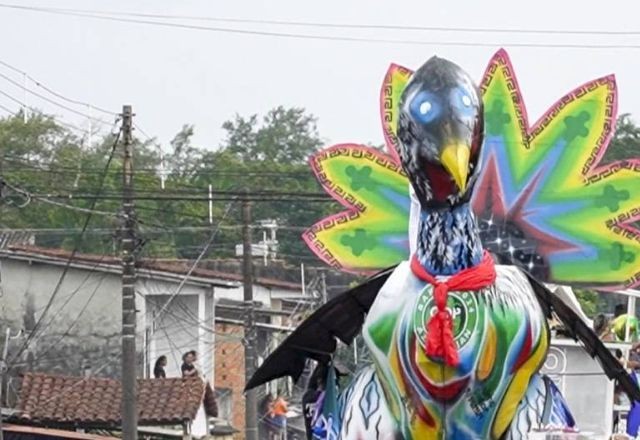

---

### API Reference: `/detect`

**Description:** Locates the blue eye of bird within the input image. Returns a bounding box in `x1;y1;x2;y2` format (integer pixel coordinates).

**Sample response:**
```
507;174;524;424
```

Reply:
409;91;440;124
451;88;475;115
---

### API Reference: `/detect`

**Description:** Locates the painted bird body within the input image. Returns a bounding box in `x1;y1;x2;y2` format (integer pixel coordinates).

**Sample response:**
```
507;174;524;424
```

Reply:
246;54;639;440
355;232;549;439
334;57;556;439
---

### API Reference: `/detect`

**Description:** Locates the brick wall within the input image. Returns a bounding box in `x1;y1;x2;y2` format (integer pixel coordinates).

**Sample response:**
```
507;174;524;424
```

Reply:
215;322;246;439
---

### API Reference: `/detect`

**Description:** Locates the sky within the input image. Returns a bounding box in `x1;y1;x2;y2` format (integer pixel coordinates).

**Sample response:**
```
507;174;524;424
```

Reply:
0;0;639;153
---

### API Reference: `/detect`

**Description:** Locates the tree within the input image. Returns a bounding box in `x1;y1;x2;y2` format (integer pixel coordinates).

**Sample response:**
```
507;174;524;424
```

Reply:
216;107;335;263
0;112;164;254
14;107;639;274
222;106;323;164
0;112;82;237
574;289;603;318
603;113;640;163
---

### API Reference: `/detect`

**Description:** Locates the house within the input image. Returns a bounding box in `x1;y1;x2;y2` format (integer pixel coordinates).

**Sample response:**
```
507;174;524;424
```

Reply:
0;245;306;437
0;229;35;249
12;372;213;438
2;424;119;440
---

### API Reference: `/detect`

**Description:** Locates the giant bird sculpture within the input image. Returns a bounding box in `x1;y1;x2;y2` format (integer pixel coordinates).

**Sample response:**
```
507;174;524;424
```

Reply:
247;55;640;439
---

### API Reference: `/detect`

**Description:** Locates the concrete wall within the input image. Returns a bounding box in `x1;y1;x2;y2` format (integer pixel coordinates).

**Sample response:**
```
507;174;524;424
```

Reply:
0;257;213;391
0;258;135;380
0;254;302;431
139;276;214;381
214;284;278;307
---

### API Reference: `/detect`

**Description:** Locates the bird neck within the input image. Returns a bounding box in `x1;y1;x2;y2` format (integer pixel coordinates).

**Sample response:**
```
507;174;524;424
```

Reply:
415;203;483;276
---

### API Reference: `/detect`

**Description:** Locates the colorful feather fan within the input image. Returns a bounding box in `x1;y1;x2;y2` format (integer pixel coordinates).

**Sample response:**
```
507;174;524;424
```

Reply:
302;49;640;290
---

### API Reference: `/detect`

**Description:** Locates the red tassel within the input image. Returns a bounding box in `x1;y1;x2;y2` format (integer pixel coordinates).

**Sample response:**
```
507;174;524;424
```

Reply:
411;251;496;368
425;310;460;366
425;313;443;356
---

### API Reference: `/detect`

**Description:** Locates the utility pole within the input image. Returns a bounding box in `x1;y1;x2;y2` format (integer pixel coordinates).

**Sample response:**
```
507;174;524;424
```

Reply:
320;271;328;304
0;330;7;440
242;198;258;440
0;328;21;440
120;105;138;440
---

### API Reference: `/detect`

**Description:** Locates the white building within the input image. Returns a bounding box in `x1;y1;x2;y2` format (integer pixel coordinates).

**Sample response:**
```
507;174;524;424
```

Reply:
0;245;303;384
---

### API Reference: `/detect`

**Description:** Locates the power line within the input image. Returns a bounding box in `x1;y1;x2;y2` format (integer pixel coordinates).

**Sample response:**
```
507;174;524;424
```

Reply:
27;271;110;364
0;89;95;136
0;73;110;126
14;194;331;204
152;200;237;328
6;125;122;366
2;178;328;198
4;3;640;37
133;123;154;141
4;164;313;177
0;102;17;115
0;58;116;116
0;224;309;234
3;3;640;50
2;156;315;177
0;88;24;107
24;191;330;200
1;180;118;218
15;300;278;406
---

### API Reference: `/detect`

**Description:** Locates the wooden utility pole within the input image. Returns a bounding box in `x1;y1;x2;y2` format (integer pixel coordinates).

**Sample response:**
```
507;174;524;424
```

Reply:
0;328;21;440
121;105;138;440
0;330;9;440
242;199;258;440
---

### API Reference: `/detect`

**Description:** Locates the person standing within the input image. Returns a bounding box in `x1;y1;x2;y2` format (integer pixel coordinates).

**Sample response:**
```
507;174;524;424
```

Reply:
271;392;288;440
613;304;639;342
259;393;275;440
153;355;167;378
181;351;198;377
302;365;326;438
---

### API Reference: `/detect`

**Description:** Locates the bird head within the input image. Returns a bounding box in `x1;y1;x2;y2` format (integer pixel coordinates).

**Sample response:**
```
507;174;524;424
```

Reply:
397;56;484;209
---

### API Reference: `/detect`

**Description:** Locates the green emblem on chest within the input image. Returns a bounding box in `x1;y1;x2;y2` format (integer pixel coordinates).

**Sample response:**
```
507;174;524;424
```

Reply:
413;288;479;349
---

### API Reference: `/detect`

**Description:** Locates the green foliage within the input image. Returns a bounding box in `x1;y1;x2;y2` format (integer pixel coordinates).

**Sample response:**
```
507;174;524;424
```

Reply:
3;109;637;267
603;113;640;163
0;107;334;265
221;106;322;164
574;289;603;318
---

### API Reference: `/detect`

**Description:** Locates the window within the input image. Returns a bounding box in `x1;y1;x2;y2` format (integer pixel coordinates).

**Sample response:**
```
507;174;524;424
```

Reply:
215;388;233;422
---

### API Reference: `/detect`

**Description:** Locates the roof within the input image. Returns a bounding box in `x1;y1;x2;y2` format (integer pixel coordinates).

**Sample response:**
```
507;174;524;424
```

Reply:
16;373;205;427
0;230;34;249
2;245;301;291
3;424;119;440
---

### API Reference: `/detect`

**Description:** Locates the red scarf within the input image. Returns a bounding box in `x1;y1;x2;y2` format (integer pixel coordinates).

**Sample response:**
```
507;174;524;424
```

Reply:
410;251;496;367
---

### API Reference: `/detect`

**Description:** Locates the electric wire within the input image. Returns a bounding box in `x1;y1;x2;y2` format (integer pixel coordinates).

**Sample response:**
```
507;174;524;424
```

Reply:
0;58;116;116
151;200;237;328
3;3;640;50
0;89;95;136
28;271;110;364
0;71;110;125
1;180;118;217
7;123;122;366
0;6;635;37
0;102;17;115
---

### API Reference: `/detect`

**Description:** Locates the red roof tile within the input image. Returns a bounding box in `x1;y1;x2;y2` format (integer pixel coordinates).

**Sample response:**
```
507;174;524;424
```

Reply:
16;373;205;427
5;245;301;291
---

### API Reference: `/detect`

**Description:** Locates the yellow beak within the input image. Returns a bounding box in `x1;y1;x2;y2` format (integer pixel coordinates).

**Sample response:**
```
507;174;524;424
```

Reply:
440;143;470;192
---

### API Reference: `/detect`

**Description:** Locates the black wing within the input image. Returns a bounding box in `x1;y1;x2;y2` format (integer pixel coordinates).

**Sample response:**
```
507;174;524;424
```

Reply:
523;271;640;402
245;266;395;391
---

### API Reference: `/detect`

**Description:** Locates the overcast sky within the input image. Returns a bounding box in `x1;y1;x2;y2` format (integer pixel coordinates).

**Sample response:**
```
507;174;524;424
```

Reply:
0;0;639;153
